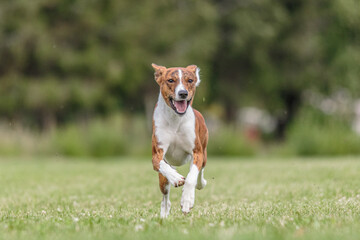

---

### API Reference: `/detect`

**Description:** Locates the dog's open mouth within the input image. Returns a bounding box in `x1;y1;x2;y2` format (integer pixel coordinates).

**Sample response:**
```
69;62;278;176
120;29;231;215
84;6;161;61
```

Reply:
170;98;191;115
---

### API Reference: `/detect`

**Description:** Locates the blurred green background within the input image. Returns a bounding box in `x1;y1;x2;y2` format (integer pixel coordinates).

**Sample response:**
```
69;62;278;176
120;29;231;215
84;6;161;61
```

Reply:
0;0;359;158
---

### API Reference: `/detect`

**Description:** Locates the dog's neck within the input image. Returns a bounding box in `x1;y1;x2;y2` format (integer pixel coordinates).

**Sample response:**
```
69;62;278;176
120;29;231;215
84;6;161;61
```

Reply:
156;92;192;126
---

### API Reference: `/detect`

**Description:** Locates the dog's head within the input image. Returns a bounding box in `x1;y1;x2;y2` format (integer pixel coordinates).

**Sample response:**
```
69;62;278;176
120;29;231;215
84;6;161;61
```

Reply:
152;64;200;115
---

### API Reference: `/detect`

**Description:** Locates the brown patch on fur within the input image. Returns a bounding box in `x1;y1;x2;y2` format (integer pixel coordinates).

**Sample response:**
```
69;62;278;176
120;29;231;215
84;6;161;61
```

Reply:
158;173;169;194
152;63;166;79
193;109;208;170
151;114;163;171
186;65;198;73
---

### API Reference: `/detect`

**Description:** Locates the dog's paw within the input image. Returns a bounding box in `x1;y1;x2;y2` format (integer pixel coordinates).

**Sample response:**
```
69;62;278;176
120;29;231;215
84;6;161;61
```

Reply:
159;161;185;187
181;184;195;213
167;170;185;187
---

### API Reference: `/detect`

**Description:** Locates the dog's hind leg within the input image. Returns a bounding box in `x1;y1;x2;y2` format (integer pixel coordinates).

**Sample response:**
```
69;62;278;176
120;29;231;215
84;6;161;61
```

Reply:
196;150;207;190
159;173;171;218
196;168;207;190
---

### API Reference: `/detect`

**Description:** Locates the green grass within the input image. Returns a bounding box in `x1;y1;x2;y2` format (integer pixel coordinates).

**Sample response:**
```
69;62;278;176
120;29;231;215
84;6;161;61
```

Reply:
1;157;360;240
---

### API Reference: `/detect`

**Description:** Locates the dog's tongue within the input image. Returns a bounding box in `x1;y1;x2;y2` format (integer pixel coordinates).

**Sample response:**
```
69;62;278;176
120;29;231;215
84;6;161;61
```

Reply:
174;100;187;113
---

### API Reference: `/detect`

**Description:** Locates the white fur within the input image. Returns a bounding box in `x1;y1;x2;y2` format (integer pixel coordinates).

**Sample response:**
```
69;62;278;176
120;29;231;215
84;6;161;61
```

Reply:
196;168;207;190
195;68;201;86
154;93;196;166
175;69;185;100
159;160;184;187
160;184;171;218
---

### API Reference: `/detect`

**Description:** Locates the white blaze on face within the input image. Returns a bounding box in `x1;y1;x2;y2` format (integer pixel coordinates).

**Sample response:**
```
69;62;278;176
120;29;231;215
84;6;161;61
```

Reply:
172;69;188;114
175;69;185;100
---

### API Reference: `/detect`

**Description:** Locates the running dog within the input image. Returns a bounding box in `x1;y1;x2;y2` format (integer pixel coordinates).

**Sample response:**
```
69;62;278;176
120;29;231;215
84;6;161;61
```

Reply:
151;64;208;218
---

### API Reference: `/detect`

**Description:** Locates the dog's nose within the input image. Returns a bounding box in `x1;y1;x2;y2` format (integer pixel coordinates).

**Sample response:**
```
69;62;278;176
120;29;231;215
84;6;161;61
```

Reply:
178;90;188;99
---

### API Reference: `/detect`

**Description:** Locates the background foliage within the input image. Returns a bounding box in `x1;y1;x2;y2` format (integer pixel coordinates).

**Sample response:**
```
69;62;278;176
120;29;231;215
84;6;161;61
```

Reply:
0;0;359;157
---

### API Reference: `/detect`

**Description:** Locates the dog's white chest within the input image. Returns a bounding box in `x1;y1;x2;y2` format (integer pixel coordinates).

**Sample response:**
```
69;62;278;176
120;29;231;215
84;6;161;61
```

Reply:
164;125;194;166
154;100;196;166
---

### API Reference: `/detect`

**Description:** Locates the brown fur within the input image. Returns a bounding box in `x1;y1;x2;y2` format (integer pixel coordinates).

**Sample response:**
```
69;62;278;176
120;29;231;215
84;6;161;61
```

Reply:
158;173;169;194
193;109;208;170
151;112;163;172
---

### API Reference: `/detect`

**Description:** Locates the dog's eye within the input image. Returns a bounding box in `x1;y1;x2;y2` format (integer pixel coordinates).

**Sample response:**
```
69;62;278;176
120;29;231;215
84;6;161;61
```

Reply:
168;79;174;83
188;79;194;83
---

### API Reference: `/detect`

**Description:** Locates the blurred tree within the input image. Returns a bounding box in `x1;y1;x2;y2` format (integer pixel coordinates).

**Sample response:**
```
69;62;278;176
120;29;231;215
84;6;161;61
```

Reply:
208;0;360;139
0;0;218;129
0;0;359;138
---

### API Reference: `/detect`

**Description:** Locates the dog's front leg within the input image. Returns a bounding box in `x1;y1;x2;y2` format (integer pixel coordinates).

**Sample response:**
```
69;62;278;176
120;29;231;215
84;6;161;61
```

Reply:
181;153;202;213
158;160;185;187
157;160;185;218
152;134;185;188
153;140;185;218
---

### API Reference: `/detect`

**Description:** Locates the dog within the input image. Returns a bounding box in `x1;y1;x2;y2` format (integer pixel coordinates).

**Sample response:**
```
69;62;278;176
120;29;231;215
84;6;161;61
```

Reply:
151;63;208;218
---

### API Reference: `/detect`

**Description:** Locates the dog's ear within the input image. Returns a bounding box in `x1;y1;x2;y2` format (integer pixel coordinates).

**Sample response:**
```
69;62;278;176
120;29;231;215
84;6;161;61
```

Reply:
152;63;166;83
186;65;201;87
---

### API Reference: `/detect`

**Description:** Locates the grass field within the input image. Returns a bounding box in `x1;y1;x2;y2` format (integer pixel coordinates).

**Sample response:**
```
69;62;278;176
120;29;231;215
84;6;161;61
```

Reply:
1;157;360;240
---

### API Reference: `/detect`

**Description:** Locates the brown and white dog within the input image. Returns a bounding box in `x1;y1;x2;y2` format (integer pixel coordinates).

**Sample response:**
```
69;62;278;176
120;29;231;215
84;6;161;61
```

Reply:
151;64;208;217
